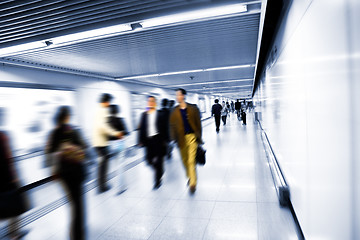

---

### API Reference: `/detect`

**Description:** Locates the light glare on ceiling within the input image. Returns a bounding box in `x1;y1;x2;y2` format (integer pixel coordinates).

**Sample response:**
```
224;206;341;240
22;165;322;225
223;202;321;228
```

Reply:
116;64;254;80
0;41;47;56
141;4;247;28
50;24;132;44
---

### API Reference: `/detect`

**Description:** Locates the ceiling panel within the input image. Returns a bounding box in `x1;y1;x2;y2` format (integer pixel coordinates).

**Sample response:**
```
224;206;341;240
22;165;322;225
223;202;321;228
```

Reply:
3;13;260;78
127;67;255;85
0;0;264;98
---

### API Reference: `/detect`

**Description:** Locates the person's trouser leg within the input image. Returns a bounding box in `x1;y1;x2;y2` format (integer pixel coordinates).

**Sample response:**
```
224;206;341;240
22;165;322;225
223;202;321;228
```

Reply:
96;147;109;190
63;177;85;240
71;183;85;240
180;144;190;179
215;115;220;131
146;137;164;187
117;150;127;191
180;134;198;187
154;154;164;185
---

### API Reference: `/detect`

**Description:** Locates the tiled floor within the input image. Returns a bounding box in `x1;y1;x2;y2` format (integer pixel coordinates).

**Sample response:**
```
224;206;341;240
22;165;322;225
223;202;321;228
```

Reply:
8;113;300;240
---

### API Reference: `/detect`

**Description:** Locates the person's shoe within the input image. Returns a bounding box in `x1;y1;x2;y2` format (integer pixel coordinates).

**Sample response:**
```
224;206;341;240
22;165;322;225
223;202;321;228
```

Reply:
117;189;127;195
153;181;162;190
98;185;111;193
189;186;196;194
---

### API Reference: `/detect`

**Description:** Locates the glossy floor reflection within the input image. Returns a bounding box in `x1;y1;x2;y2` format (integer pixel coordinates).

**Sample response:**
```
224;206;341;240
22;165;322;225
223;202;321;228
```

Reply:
18;113;299;240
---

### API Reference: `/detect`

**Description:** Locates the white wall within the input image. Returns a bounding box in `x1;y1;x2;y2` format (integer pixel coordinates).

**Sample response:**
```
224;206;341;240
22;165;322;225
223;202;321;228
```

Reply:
254;0;359;239
348;0;360;238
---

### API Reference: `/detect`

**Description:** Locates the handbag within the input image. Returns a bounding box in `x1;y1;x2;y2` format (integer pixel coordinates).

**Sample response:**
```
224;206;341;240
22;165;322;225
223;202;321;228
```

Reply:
0;188;29;219
59;142;85;163
196;145;206;165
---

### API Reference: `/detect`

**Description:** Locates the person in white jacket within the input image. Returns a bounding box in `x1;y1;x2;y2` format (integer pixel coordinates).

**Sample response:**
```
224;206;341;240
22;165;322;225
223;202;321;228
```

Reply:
93;93;123;193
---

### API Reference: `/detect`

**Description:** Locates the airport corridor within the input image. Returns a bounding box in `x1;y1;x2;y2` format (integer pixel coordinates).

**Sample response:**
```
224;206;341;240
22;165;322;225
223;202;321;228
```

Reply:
16;113;299;240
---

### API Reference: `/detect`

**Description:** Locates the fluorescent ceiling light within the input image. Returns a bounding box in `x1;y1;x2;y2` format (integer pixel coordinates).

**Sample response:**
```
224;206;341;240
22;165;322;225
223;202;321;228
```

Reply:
119;73;159;80
204;89;252;93
0;41;47;56
141;4;247;28
206;65;252;71
0;24;132;56
116;64;254;80
171;78;253;87
50;24;132;45
159;69;203;76
203;64;254;72
192;85;253;91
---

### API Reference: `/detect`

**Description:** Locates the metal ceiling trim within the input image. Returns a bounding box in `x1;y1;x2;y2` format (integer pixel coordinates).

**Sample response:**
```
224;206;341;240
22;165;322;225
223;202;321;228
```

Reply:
115;64;255;80
251;0;268;96
0;1;182;38
168;78;254;87
191;85;254;91
0;57;183;91
0;2;261;48
0;2;188;44
132;7;262;36
0;57;114;80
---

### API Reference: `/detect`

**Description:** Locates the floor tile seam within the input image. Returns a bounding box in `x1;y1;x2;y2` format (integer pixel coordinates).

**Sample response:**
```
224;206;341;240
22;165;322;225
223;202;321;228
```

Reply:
95;203;140;240
132;198;179;218
174;199;219;203
93;197;145;239
214;166;230;201
201;218;212;240
214;200;258;204
256;197;261;240
145;214;168;240
31;207;69;240
202;193;220;240
161;215;213;220
163;192;187;219
92;195;143;212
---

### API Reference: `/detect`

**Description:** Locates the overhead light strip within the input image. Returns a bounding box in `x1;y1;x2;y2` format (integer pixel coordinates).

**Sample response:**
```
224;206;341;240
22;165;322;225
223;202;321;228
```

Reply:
191;85;253;91
50;24;132;45
171;78;253;87
203;89;252;93
141;4;247;28
0;41;47;56
116;64;255;80
0;24;133;57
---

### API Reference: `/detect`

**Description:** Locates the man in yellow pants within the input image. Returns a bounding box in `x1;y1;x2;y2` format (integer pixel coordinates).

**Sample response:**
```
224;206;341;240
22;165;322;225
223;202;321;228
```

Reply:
170;88;202;194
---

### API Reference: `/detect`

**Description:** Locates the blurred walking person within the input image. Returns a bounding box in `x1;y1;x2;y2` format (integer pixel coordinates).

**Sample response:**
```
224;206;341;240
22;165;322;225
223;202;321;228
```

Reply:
221;101;229;125
159;99;171;160
167;100;176;159
0;108;30;240
241;100;247;125
108;105;129;195
230;101;235;113
93;93;123;193
168;100;176;111
235;99;241;120
138;96;169;189
211;99;222;133
48;106;87;240
170;88;202;194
